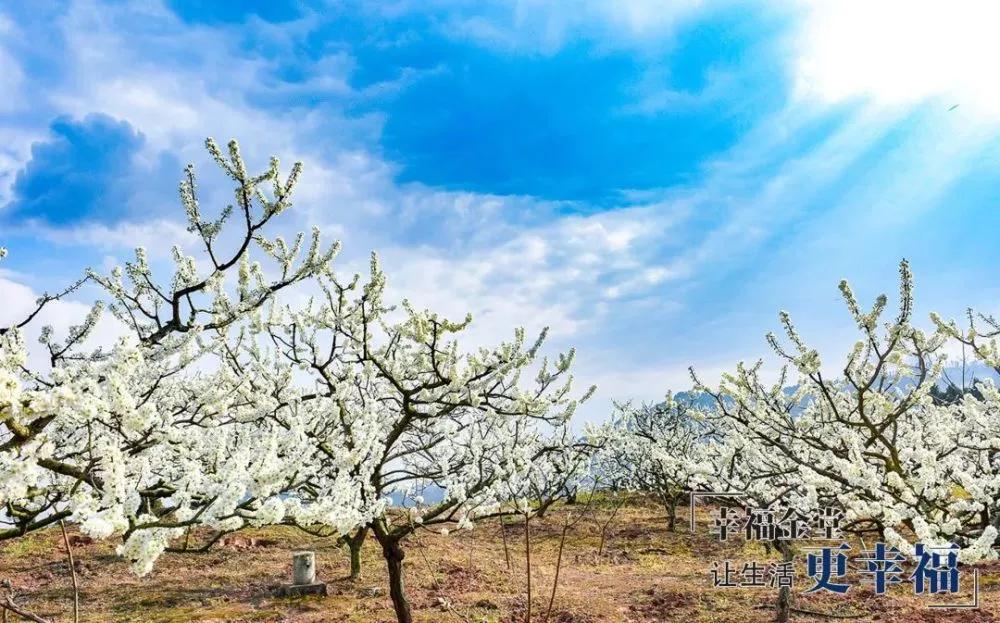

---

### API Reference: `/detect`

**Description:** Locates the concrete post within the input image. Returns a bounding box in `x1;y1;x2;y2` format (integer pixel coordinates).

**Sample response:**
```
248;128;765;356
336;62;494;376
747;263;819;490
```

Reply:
292;551;316;585
276;550;326;596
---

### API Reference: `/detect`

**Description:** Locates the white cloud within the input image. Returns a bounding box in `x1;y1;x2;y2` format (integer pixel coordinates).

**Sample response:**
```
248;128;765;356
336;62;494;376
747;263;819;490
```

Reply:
0;126;47;207
42;0;371;170
37;219;200;258
449;0;708;54
0;48;24;113
793;0;1000;117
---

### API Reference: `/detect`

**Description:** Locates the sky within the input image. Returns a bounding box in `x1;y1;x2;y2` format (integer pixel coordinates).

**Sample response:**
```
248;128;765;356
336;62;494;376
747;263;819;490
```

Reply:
2;0;1000;424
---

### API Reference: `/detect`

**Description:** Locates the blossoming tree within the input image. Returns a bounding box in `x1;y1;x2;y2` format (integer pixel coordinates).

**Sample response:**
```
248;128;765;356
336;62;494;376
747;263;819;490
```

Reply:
220;253;596;622
694;260;1000;567
587;394;712;531
0;139;343;574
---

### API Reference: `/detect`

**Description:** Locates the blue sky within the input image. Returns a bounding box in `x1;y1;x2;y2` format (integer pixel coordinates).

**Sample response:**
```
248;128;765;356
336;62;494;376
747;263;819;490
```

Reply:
2;1;1000;422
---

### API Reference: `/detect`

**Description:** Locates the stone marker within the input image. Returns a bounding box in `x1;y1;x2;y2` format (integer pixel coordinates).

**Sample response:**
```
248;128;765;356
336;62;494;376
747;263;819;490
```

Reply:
276;551;327;597
293;551;316;584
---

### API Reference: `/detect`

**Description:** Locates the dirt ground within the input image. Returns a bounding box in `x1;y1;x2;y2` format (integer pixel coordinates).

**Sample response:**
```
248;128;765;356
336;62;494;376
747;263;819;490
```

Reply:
1;496;997;622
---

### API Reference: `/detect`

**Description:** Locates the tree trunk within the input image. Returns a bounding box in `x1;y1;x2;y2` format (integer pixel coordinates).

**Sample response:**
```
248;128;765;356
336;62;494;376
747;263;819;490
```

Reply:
500;517;511;570
773;539;793;623
347;527;368;580
379;534;413;623
666;495;678;533
524;513;532;622
565;487;577;505
536;498;555;519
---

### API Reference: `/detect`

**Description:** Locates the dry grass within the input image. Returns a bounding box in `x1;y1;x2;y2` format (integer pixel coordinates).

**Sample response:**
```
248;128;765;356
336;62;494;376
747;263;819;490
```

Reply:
1;496;997;622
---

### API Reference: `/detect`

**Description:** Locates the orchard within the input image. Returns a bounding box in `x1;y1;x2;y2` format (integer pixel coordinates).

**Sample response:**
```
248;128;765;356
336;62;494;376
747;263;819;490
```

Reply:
3;141;1000;622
